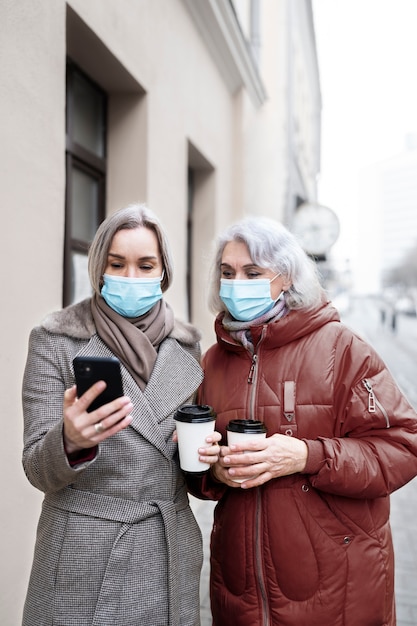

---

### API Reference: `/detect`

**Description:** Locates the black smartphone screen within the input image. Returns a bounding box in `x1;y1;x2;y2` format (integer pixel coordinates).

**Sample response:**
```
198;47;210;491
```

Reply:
73;356;124;412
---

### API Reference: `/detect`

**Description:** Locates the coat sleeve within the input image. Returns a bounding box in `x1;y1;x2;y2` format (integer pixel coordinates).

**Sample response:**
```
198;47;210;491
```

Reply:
22;327;97;494
185;468;227;501
304;327;417;498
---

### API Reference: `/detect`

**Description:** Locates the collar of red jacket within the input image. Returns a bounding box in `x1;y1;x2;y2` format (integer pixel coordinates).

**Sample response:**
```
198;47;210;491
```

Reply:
215;297;340;351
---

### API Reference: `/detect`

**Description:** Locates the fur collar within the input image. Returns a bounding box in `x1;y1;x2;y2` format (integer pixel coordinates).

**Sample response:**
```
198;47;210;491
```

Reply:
41;298;202;345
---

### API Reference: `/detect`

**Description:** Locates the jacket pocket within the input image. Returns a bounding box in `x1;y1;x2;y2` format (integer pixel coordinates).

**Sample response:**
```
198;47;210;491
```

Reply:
266;480;353;602
345;371;393;435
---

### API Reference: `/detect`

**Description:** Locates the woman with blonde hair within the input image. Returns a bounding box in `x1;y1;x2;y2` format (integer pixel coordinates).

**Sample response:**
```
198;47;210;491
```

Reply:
22;203;220;626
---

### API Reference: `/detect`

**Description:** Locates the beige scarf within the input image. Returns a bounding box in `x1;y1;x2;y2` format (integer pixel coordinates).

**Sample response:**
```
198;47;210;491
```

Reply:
91;295;175;391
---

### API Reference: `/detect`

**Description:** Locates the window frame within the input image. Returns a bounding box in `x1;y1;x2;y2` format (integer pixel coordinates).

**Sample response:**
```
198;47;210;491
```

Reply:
64;60;107;307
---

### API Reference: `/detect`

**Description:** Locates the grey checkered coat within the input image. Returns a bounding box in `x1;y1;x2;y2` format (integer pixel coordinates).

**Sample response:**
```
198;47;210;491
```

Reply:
22;299;204;626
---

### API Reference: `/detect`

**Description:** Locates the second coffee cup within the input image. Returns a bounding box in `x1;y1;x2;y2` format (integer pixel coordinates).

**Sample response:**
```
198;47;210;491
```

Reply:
226;419;267;483
174;404;216;474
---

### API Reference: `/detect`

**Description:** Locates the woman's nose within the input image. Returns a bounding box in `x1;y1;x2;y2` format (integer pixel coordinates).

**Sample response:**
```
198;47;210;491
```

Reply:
124;266;140;278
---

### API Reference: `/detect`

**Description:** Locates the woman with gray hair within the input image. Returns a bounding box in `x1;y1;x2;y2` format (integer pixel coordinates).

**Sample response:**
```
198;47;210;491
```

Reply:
187;215;417;626
22;204;220;626
208;216;323;313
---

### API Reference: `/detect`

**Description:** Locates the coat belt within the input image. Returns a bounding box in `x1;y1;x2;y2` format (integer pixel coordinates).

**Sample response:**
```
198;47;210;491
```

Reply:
47;487;189;626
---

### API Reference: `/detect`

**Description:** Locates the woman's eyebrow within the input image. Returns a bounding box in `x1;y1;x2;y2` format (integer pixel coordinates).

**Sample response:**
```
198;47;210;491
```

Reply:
108;252;124;259
108;252;159;262
243;264;261;269
220;262;260;269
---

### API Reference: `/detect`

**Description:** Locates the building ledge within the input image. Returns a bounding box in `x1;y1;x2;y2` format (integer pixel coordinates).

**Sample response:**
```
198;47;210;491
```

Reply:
182;0;267;107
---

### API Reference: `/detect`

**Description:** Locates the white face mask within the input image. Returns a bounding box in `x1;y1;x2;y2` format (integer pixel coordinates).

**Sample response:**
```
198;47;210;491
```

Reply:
101;274;163;317
219;275;283;321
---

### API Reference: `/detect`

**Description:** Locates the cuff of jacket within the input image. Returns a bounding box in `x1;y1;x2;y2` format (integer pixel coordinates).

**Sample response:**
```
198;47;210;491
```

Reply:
303;439;326;474
185;468;227;501
64;441;98;467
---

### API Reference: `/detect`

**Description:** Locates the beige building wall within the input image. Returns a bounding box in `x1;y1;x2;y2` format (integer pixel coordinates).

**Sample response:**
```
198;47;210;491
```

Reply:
0;1;320;623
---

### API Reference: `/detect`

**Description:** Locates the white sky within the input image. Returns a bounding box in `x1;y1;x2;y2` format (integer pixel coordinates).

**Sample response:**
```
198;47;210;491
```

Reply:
312;0;417;289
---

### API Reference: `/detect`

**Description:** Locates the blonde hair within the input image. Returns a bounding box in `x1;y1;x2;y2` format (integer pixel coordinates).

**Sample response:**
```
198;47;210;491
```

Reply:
88;203;173;295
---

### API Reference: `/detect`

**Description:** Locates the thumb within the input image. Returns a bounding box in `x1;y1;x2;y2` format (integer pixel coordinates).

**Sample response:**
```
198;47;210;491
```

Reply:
64;385;78;408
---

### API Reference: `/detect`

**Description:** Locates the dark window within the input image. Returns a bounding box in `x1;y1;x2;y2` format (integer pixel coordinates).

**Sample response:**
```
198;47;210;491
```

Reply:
64;62;107;306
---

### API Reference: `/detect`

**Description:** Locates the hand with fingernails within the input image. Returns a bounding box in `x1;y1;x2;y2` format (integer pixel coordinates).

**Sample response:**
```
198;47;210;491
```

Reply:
63;380;133;454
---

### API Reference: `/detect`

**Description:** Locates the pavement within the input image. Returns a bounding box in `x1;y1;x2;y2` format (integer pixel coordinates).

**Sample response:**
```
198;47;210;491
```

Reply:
189;497;215;626
390;477;417;625
190;298;417;626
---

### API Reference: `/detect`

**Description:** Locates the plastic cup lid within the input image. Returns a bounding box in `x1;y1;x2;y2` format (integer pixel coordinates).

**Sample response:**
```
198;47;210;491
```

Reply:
174;404;216;423
226;419;267;433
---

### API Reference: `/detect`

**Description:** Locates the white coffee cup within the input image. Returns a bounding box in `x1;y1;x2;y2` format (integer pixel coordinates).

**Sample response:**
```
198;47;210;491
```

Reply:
226;419;267;483
174;404;216;474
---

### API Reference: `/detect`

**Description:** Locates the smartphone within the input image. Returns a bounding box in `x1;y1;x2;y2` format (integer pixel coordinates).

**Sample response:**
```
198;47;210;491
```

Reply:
73;356;124;412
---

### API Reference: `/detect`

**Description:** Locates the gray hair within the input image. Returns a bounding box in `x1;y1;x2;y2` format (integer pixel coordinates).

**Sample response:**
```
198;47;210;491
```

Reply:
209;216;324;313
88;203;173;295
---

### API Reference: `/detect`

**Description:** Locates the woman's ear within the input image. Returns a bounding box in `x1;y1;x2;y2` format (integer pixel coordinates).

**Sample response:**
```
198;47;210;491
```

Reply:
282;276;292;291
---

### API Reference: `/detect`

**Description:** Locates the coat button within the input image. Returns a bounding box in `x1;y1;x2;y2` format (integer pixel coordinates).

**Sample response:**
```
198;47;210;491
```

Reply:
301;484;309;492
343;536;351;544
285;428;293;436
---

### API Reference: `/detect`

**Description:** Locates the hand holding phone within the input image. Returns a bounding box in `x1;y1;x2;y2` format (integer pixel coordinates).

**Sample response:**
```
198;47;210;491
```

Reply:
73;356;124;413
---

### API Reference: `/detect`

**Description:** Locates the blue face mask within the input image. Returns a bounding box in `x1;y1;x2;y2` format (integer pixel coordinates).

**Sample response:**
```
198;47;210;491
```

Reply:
101;274;163;318
219;276;283;322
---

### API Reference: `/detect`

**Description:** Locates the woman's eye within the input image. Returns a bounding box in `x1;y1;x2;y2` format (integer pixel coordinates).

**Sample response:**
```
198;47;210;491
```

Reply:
247;272;261;279
221;271;234;278
110;262;123;269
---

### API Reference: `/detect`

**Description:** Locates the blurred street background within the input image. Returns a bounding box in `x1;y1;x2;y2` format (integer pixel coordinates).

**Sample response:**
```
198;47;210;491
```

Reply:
191;295;417;626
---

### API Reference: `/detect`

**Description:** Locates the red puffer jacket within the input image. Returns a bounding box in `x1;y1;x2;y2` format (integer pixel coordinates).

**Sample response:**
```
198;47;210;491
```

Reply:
188;299;417;626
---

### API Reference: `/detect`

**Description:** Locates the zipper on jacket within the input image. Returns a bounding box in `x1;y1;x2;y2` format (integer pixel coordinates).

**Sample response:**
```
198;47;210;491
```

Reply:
248;328;267;419
248;330;270;624
248;354;258;383
362;379;390;427
247;326;267;385
255;488;270;626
